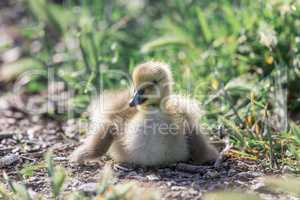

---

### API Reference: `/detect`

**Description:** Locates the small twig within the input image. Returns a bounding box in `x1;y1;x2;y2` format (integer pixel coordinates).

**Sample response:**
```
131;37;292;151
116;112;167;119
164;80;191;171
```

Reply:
0;133;14;139
7;104;29;117
0;147;14;151
176;163;209;173
19;155;36;162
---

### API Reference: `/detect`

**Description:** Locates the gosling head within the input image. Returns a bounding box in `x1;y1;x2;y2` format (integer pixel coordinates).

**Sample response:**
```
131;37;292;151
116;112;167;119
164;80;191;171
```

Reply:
129;61;173;109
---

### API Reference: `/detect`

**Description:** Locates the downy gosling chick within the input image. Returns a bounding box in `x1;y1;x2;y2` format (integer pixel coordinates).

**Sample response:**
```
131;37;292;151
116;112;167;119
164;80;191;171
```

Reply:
70;61;219;166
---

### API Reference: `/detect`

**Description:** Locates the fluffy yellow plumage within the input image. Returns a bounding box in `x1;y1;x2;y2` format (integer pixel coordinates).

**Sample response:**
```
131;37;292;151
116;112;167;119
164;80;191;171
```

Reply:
70;61;219;166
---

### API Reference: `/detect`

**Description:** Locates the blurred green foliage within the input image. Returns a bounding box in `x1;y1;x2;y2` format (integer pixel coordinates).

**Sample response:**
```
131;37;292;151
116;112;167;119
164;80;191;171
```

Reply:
6;0;300;168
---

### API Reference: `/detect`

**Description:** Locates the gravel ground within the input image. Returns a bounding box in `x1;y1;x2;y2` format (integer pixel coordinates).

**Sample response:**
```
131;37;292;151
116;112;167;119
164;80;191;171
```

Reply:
0;92;299;200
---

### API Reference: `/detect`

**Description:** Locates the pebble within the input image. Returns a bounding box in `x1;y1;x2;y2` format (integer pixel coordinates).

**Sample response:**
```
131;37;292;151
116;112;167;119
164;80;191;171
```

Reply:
113;164;132;172
146;174;160;181
227;168;237;176
171;186;186;191
53;156;67;161
236;171;254;181
7;118;16;124
187;188;198;195
166;181;174;187
0;154;18;167
281;165;294;174
251;181;271;193
78;182;98;194
203;170;219;179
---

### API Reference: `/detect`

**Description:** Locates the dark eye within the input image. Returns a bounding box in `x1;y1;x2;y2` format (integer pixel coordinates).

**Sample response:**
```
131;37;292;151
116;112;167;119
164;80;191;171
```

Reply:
137;88;145;95
152;80;158;84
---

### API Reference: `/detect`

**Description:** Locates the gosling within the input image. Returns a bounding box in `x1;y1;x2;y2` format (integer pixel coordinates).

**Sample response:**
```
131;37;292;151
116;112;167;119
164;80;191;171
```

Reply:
70;61;219;166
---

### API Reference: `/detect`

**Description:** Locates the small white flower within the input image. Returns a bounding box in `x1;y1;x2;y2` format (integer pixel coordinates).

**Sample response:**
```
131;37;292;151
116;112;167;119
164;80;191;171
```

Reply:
258;23;278;48
280;1;297;15
293;58;300;68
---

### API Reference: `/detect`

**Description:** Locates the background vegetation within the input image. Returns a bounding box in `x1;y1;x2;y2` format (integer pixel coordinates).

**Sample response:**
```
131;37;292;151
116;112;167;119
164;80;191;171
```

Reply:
1;0;300;173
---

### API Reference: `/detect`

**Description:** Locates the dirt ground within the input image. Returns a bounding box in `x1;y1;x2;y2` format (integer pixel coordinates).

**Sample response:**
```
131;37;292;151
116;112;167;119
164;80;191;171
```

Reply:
0;92;299;200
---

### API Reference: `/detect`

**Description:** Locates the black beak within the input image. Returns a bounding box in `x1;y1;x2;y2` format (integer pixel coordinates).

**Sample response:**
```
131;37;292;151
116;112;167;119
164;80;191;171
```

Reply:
129;89;147;107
